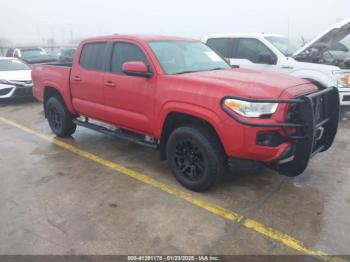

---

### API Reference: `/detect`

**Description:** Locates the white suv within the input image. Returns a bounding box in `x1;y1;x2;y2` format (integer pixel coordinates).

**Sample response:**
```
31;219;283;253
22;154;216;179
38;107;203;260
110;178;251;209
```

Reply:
205;19;350;105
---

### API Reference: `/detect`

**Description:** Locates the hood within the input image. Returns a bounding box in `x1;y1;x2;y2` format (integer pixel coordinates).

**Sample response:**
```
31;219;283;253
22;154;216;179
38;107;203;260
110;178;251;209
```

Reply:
293;18;350;57
174;68;311;99
0;70;31;81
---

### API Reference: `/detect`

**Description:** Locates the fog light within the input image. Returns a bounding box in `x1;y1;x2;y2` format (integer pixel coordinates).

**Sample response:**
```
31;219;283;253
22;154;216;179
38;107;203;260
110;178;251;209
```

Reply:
256;131;285;147
0;87;13;96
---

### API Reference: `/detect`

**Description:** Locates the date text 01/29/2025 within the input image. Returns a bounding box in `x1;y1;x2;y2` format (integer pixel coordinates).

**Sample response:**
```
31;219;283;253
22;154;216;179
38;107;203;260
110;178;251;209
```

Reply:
127;255;220;261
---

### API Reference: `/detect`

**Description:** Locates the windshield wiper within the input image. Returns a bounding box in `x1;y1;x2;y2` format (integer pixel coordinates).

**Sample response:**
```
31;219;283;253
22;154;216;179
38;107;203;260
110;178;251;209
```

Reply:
174;68;226;75
174;70;201;75
208;67;226;71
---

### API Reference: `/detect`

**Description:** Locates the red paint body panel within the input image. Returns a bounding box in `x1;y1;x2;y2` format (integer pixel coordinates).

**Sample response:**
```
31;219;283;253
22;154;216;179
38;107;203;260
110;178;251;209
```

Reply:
32;35;319;163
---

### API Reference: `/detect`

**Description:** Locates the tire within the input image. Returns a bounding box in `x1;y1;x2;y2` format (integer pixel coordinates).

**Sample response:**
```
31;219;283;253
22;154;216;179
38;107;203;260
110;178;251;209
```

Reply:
166;124;225;192
45;96;76;137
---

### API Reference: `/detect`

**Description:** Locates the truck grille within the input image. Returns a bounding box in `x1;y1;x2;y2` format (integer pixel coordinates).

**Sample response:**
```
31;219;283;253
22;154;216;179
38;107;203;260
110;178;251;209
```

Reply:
285;87;339;155
313;95;325;124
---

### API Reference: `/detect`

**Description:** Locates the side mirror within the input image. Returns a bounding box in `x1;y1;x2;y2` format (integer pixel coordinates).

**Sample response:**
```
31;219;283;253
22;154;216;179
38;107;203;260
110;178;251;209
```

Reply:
122;61;153;78
258;52;277;65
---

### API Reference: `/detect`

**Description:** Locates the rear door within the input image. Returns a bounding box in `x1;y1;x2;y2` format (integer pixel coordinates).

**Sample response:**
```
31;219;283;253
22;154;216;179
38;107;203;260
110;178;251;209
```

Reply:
70;41;108;121
103;41;155;134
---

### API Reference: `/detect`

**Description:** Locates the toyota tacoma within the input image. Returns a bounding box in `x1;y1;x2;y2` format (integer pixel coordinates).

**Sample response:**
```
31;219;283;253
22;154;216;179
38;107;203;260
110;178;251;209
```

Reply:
32;35;340;191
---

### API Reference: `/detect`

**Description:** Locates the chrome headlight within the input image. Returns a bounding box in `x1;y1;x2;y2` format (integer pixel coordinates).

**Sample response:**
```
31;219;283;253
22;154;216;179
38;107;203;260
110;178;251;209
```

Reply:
223;98;278;118
333;70;350;88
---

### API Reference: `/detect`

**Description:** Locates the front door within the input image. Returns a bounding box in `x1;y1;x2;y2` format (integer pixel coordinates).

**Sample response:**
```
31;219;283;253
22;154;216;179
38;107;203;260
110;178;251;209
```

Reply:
230;38;278;72
103;41;155;134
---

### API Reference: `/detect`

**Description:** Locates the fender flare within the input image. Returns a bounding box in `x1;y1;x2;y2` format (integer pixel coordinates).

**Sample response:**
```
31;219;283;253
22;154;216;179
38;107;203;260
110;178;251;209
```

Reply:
156;101;226;141
43;81;76;114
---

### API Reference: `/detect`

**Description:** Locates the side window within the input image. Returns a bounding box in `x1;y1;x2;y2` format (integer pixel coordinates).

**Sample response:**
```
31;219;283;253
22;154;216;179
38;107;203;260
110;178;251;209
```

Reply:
79;42;107;71
206;38;235;58
236;38;275;64
111;42;149;74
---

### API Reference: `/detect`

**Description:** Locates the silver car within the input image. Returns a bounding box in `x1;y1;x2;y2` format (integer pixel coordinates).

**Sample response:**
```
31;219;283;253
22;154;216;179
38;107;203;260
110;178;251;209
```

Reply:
0;57;33;99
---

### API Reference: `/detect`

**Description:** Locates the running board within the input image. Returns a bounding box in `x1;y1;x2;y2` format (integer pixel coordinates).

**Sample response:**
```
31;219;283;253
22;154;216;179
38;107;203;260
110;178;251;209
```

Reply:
73;119;159;149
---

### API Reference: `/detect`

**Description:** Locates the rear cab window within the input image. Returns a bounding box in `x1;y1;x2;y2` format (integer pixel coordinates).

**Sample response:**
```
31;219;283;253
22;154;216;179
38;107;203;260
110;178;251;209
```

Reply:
79;42;107;71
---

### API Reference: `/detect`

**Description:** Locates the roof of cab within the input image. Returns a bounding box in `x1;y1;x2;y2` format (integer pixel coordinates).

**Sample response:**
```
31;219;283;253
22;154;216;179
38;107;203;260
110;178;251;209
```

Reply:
82;34;198;43
205;33;286;40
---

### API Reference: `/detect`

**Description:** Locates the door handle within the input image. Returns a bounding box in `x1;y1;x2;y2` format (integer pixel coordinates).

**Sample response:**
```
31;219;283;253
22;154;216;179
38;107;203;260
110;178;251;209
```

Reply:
104;81;116;87
231;64;240;68
281;66;294;70
73;76;82;82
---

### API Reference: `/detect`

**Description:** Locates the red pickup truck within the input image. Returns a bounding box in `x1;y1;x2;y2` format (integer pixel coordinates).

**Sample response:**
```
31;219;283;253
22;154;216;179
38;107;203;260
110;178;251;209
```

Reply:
32;35;340;191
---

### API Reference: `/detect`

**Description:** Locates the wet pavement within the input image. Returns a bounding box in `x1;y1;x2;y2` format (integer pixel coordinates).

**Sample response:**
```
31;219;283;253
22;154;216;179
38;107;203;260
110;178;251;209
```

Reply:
0;99;349;256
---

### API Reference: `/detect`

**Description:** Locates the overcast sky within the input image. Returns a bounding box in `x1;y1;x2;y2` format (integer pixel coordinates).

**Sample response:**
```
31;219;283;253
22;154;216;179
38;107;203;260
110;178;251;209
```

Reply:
1;0;349;45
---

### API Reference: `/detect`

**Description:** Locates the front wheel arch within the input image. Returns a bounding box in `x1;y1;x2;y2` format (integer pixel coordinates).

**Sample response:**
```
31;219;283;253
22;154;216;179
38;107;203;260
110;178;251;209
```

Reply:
166;124;226;191
159;112;226;162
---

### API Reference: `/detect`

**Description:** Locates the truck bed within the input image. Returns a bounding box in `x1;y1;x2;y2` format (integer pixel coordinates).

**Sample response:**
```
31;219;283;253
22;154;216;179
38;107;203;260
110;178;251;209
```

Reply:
31;62;72;106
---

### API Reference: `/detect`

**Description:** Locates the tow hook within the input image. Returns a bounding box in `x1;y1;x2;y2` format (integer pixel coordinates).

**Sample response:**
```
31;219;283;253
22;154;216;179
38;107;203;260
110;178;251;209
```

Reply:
278;145;296;165
315;126;325;141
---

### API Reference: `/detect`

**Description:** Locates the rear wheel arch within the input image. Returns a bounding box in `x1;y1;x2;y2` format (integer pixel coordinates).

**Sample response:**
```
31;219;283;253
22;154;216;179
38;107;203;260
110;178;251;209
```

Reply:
45;96;77;137
43;86;77;118
43;87;64;117
159;111;226;161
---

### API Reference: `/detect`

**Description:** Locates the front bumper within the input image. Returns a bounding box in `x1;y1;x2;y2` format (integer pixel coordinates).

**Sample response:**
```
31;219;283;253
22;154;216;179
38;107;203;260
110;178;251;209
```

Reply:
338;87;350;106
221;87;340;176
0;82;33;99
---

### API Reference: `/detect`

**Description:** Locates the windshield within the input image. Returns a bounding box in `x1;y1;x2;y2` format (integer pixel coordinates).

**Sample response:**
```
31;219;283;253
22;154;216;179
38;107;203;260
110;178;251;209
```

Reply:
0;59;30;71
265;36;298;56
148;41;230;75
21;48;48;59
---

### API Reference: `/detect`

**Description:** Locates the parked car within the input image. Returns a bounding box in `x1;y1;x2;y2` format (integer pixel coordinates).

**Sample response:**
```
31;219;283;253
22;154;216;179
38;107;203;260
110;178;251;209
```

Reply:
205;18;350;106
32;35;339;191
5;47;56;64
0;57;33;99
57;48;76;63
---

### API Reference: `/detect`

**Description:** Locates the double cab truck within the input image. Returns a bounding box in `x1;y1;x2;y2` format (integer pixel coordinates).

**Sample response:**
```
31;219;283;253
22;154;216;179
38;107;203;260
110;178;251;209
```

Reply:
32;35;340;191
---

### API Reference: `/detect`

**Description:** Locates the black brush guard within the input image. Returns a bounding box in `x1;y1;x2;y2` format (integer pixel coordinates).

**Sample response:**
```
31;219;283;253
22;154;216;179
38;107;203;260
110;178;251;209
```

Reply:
221;87;340;177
